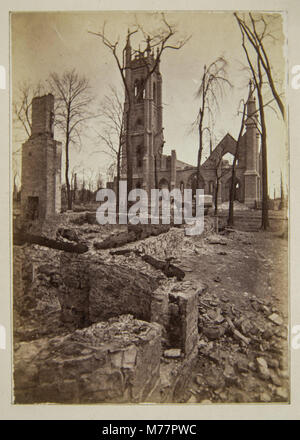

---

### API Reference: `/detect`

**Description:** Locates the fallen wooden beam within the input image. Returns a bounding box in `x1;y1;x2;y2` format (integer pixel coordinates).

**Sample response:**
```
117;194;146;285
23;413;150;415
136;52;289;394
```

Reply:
226;316;250;345
140;254;185;281
109;248;185;281
14;231;88;254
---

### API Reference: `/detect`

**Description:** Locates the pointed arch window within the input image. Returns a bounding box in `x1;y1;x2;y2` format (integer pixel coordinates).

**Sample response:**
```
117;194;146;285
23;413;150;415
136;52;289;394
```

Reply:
153;82;157;104
134;78;145;103
136;145;143;168
134;80;139;98
135;117;143;129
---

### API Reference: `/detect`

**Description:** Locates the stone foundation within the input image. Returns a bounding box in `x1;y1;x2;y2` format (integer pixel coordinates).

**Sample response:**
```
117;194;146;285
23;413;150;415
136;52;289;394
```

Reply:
14;315;162;404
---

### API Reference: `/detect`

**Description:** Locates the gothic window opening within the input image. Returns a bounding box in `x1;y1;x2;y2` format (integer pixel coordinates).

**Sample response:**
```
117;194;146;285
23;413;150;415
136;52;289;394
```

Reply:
50;111;54;137
135;117;143;129
134;80;139;99
136;145;143;168
153;82;157;104
134;79;145;103
222;152;234;166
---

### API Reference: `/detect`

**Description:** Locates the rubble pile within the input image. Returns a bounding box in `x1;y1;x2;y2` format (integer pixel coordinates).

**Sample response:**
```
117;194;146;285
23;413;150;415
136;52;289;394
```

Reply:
13;212;288;404
190;287;289;403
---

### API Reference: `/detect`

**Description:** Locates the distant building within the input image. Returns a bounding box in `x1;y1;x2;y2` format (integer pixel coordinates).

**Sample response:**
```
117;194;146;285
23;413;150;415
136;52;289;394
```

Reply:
109;34;262;208
21;94;62;220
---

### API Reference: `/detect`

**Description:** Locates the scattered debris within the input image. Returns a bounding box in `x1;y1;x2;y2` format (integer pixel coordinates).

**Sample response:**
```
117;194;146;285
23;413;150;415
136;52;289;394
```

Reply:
268;313;284;326
226;317;250;345
164;348;182;359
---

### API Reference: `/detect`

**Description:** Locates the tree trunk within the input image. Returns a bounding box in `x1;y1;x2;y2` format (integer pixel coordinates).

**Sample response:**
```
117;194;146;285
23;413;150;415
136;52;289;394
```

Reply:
228;162;236;227
197;118;203;189
65;116;72;211
228;102;247;227
73;173;77;203
260;108;269;229
65;141;72;210
214;178;219;216
256;83;269;230
116;143;121;215
126;101;133;195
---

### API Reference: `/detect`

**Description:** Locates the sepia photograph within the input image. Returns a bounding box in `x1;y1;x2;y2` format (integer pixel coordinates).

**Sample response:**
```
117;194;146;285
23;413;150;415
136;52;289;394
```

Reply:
11;9;289;405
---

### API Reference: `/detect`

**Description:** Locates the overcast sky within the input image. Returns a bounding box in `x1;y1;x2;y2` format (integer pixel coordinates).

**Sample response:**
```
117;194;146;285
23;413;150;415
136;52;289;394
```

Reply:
11;11;287;195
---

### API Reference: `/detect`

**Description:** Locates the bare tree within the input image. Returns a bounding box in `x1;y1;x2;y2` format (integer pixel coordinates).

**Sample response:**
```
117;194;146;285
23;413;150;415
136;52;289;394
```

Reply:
194;57;231;189
106;162;116;184
13;80;46;138
89;13;189;194
96;170;104;190
86;168;96;202
235;17;272;230
94;86;125;211
48;69;95;210
234;12;285;120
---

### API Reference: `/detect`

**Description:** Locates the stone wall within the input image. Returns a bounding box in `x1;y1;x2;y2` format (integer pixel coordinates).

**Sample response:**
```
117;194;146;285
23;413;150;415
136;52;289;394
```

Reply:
59;253;160;327
14;315;162;404
59;254;199;354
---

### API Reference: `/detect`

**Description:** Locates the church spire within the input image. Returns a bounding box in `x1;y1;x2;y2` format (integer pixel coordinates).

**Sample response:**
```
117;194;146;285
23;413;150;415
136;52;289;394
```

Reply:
125;28;131;66
246;79;256;126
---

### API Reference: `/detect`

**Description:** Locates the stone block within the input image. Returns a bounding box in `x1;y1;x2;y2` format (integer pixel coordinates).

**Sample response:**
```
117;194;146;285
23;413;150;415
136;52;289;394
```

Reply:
167;285;198;356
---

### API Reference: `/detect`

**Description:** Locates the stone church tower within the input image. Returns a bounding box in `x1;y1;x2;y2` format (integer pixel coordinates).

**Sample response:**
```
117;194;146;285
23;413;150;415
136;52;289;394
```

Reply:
122;34;164;193
21;94;62;221
111;41;261;208
243;91;261;207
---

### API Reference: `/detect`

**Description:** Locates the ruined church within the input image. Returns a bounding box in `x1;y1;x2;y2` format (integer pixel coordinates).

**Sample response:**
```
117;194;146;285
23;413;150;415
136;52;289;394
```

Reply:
113;35;262;208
